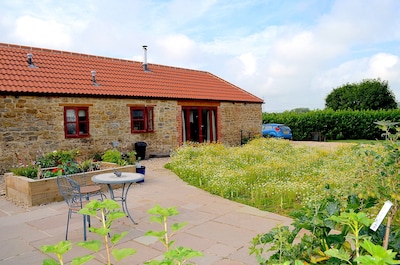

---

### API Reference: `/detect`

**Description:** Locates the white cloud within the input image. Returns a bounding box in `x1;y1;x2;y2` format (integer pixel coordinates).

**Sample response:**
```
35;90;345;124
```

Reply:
14;15;72;48
274;31;315;61
238;52;256;76
155;34;198;65
367;53;399;78
1;0;400;112
312;53;400;105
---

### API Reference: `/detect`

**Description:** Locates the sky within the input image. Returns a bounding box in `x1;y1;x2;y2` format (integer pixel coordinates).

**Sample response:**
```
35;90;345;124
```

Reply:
1;0;400;112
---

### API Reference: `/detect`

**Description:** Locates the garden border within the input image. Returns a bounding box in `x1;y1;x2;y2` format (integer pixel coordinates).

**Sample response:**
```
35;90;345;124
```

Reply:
5;163;137;206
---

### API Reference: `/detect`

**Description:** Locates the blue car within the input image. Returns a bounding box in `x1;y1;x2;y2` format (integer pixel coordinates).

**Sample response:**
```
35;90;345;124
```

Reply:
262;123;292;139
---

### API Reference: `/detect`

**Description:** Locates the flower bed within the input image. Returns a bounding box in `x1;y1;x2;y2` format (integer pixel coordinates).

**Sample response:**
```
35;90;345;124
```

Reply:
5;163;136;206
5;147;141;206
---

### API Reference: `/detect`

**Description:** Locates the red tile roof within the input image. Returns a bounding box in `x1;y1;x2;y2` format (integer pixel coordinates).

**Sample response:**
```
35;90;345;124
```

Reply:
0;43;263;103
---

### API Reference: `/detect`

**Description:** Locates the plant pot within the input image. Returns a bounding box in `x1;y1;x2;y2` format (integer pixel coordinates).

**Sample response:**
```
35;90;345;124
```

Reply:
136;166;145;183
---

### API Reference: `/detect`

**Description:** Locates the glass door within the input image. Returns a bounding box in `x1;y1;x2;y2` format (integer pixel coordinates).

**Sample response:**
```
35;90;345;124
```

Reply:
182;107;217;143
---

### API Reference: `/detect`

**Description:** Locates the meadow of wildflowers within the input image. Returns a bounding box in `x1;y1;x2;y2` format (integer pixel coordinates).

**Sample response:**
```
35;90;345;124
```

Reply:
166;138;372;215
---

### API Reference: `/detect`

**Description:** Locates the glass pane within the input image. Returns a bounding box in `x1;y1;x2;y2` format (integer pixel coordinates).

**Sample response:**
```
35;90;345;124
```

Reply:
147;109;153;131
190;110;199;142
182;110;187;142
133;109;144;119
79;122;87;134
66;109;76;122
78;110;86;118
212;110;216;141
202;109;209;142
134;121;144;130
147;122;153;131
67;123;76;134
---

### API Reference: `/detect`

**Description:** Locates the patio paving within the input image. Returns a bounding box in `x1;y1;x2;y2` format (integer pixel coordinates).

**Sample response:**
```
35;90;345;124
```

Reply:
0;157;293;264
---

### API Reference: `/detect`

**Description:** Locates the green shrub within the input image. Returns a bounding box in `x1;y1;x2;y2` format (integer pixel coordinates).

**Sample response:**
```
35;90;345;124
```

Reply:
41;167;64;178
92;152;102;161
250;195;400;264
11;165;38;179
12;150;95;178
262;109;400;140
101;148;121;163
36;149;80;168
79;159;101;172
11;148;132;178
101;149;137;166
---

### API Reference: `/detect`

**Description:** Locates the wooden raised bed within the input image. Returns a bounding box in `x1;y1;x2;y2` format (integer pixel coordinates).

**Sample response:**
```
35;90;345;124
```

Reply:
5;164;137;206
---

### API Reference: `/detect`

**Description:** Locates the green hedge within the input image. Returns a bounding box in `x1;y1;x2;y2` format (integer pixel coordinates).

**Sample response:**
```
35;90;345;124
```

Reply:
262;109;400;140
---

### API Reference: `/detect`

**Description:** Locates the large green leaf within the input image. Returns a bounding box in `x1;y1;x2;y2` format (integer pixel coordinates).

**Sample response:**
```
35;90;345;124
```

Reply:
111;231;128;244
112;248;137;261
356;240;400;265
325;248;351;262
71;255;94;265
40;240;72;255
88;226;110;236
77;240;102;252
42;259;60;265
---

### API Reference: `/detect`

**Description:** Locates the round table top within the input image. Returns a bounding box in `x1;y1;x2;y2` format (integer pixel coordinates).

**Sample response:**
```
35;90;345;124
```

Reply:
92;172;144;184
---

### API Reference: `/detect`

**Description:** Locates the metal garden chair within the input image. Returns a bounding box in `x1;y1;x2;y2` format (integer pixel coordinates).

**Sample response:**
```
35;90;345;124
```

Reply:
57;175;103;241
70;172;106;201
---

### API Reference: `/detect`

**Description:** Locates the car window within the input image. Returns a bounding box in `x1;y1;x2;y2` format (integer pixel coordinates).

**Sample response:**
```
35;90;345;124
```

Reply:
279;126;291;131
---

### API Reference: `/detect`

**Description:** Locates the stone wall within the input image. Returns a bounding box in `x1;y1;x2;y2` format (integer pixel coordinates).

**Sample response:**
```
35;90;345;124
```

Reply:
0;95;179;173
0;95;262;173
219;102;262;145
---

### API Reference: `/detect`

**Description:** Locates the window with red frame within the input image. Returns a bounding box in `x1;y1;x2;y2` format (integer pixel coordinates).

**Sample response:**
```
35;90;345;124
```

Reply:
131;107;154;133
64;107;89;138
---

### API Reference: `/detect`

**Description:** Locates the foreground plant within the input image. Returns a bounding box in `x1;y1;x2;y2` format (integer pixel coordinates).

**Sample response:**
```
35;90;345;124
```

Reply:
250;194;340;264
326;210;372;263
360;121;400;249
250;193;400;264
249;122;400;264
41;199;136;265
325;210;400;265
41;202;203;265
145;204;203;265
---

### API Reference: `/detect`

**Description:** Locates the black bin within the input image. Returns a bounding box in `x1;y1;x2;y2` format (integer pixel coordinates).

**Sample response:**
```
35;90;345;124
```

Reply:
135;141;147;160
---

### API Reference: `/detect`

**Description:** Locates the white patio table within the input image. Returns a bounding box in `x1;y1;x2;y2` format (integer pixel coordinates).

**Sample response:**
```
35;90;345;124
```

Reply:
91;172;144;224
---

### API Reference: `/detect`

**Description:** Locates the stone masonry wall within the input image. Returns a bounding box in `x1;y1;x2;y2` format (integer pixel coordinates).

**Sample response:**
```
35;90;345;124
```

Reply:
219;102;262;146
0;95;262;173
0;95;179;173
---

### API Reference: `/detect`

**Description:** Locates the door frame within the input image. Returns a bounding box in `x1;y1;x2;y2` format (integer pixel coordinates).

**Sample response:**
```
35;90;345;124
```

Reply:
179;101;219;143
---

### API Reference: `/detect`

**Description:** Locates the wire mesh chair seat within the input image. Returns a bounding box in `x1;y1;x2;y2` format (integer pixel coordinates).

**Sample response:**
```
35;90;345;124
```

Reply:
57;175;103;241
80;185;101;194
69;172;106;200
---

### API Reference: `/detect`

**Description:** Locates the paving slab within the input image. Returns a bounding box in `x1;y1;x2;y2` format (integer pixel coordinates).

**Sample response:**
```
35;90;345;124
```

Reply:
0;157;293;264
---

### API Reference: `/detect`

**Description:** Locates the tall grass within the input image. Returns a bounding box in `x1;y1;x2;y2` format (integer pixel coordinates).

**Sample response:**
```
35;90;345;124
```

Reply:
166;138;372;215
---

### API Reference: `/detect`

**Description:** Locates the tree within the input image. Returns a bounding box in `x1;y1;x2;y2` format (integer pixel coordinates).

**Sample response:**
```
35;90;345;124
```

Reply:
325;78;397;111
289;108;310;113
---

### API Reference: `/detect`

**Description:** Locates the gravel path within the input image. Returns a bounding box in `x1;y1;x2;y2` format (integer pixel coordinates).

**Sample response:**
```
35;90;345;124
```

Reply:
291;140;352;150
